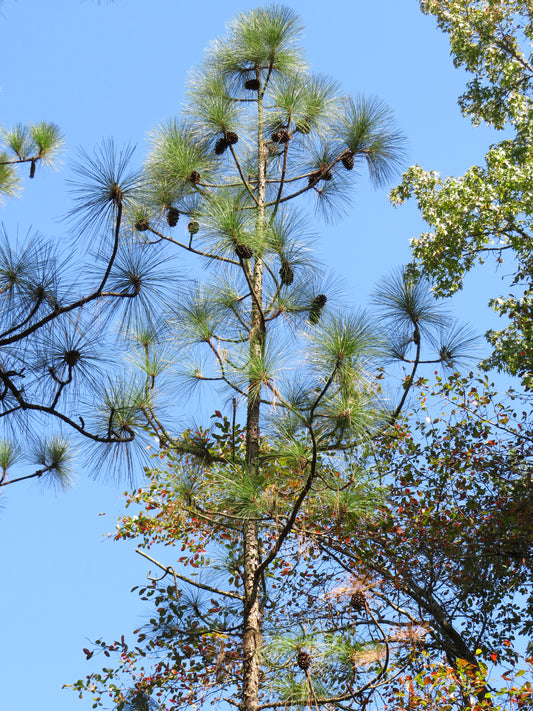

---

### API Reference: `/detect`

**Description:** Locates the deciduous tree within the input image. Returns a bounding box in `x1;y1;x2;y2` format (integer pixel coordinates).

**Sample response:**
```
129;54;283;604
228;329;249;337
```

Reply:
331;370;533;708
392;0;533;387
70;369;533;711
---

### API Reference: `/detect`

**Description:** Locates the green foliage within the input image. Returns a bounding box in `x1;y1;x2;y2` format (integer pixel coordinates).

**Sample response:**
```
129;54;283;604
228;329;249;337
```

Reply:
71;374;533;710
31;436;76;490
0;136;177;488
65;6;494;711
0;436;76;490
208;5;306;81
0;159;19;200
339;96;405;186
28;122;63;163
69;426;396;709
67;139;139;238
420;0;533;132
0;121;63;198
391;1;533;387
0;440;21;475
145;120;216;202
269;72;340;137
3;124;31;159
373;270;479;367
373;268;449;329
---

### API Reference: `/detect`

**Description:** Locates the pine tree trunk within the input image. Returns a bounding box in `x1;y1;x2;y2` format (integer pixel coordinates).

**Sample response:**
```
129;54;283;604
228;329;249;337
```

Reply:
241;518;261;711
241;69;267;711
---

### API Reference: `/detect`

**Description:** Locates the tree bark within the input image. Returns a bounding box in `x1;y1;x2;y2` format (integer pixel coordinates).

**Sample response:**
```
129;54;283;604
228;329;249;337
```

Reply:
241;67;267;711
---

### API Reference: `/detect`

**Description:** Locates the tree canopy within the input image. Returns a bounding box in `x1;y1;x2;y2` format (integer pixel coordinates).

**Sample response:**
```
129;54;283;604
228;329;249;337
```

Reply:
63;5;530;711
3;3;533;711
71;372;533;711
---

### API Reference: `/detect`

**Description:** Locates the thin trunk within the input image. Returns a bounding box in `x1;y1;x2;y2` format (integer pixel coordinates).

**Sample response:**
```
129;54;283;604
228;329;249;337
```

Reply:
242;518;262;711
241;68;267;711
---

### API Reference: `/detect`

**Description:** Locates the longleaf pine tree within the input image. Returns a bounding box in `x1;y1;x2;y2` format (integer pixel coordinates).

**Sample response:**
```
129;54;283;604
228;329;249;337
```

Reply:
0;137;174;491
67;6;483;711
129;7;404;709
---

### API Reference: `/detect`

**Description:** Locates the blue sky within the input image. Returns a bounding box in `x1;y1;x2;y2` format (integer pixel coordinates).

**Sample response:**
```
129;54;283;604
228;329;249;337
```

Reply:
0;1;511;709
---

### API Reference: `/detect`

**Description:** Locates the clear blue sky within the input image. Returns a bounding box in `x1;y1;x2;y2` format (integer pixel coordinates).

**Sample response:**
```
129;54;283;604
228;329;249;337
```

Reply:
0;1;508;709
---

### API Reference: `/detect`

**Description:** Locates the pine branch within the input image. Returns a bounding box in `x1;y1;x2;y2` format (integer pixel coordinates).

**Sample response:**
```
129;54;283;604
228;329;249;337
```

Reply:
227;143;260;206
0;466;51;487
135;548;243;601
147;227;239;266
390;322;421;423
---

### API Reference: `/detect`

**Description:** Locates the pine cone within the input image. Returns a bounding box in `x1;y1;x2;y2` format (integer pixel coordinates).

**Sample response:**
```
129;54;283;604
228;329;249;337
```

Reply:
189;170;201;184
297;650;311;671
350;591;367;611
215;137;228;155
313;294;327;308
225;131;239;145
341;151;355;170
188;220;200;235
167;207;180;227
135;219;149;232
235;242;254;260
279;260;294;286
271;128;290;144
244;78;260;91
309;294;327;324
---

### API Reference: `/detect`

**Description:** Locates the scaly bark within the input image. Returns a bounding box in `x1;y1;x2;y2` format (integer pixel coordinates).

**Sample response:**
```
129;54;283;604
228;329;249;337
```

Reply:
241;66;267;711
